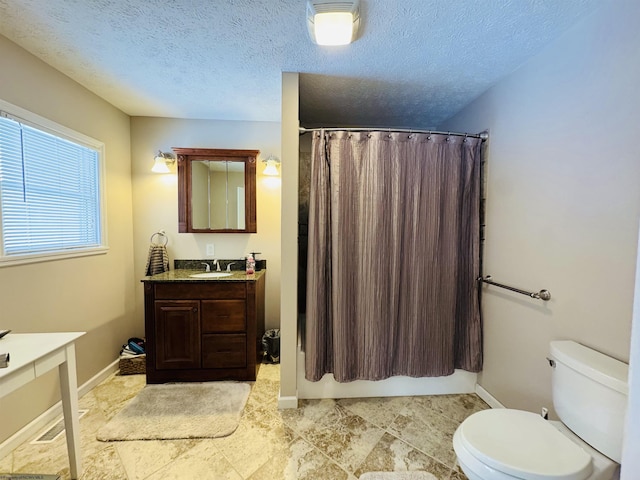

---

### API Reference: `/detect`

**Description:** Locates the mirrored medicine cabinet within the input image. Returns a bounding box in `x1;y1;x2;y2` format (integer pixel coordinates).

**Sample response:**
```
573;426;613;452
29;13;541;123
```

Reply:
174;148;258;233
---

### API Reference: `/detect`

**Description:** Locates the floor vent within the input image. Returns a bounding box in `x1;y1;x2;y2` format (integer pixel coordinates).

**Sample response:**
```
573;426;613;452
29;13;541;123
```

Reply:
31;410;88;444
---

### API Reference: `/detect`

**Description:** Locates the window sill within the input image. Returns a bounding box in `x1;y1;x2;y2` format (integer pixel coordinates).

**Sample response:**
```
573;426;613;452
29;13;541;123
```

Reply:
0;246;109;267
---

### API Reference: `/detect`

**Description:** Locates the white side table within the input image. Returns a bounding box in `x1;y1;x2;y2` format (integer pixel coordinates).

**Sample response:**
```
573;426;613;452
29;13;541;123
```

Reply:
0;332;85;479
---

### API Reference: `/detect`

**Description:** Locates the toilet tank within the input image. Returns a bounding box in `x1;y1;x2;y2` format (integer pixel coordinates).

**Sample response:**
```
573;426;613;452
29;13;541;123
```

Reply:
549;340;628;463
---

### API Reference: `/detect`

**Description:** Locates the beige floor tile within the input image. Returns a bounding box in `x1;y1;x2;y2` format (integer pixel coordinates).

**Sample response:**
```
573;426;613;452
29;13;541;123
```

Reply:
243;403;296;442
402;394;488;425
115;439;199;480
77;389;100;411
215;407;294;478
8;399;105;478
354;433;453;480
0;452;12;472
11;436;72;478
248;378;281;407
248;437;351;480
242;446;293;479
145;440;242;480
296;403;386;472
79;444;129;480
280;398;343;434
337;396;410;429
387;413;459;469
256;363;281;382
91;372;146;420
448;469;468;480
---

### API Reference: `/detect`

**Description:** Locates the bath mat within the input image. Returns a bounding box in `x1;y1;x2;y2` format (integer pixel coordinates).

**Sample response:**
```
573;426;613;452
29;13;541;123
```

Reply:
96;382;250;441
359;473;438;480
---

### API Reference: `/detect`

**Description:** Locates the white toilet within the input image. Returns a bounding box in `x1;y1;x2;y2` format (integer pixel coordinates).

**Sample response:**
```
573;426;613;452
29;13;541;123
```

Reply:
453;340;628;480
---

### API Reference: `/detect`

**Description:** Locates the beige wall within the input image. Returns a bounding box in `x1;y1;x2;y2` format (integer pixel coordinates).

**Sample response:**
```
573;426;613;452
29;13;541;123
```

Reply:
279;72;299;406
440;0;640;414
0;35;135;443
130;117;282;330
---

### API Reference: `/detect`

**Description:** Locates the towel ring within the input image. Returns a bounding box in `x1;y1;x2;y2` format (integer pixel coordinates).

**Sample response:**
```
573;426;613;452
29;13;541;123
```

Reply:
150;230;168;246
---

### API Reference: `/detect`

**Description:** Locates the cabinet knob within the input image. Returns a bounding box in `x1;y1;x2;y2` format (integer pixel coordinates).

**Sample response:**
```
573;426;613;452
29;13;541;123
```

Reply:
193;307;198;312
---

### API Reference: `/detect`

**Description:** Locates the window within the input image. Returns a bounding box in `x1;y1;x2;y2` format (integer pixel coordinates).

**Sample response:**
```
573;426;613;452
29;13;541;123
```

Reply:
0;100;107;265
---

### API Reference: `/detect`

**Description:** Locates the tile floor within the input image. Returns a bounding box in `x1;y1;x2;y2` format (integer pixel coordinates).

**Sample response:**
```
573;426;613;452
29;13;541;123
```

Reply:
0;364;487;479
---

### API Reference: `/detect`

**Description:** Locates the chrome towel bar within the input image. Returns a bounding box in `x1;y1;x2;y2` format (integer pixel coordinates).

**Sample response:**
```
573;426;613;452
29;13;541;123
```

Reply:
478;275;551;301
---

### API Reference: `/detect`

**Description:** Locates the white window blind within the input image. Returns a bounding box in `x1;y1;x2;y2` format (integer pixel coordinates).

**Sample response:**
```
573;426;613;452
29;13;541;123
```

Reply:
0;113;103;259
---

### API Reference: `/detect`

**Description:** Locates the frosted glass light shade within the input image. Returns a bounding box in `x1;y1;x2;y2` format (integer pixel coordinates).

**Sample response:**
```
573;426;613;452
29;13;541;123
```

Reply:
263;159;280;176
151;151;175;173
152;156;170;173
313;12;354;46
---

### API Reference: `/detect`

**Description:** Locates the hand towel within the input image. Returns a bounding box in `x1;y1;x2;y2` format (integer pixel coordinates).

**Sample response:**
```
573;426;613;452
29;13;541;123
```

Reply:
145;244;169;276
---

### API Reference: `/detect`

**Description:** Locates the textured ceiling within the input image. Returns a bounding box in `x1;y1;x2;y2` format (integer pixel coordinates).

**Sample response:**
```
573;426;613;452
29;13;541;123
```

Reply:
0;0;601;129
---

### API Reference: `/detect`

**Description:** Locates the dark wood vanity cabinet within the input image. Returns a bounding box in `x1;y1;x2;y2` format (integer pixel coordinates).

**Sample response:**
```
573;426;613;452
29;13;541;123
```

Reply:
143;274;265;383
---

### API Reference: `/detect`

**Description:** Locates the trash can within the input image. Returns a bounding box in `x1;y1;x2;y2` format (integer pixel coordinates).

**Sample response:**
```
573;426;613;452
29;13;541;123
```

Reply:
262;329;280;364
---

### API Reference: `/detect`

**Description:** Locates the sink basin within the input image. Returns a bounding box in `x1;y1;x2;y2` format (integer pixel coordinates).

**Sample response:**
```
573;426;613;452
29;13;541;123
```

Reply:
189;272;233;279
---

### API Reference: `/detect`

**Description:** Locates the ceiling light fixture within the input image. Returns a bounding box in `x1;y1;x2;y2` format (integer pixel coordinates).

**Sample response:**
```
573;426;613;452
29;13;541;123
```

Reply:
262;155;281;176
307;0;360;46
151;151;176;173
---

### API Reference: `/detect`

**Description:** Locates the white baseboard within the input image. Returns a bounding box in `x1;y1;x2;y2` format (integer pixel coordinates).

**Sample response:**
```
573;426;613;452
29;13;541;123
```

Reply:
0;358;120;460
475;384;505;409
278;394;298;409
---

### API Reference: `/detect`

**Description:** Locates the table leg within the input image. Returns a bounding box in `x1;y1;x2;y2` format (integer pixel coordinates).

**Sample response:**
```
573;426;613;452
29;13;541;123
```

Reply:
59;343;82;479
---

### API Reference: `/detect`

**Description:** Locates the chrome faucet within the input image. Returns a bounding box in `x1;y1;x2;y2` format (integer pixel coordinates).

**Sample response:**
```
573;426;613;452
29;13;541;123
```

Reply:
226;262;235;272
213;259;221;271
201;262;211;272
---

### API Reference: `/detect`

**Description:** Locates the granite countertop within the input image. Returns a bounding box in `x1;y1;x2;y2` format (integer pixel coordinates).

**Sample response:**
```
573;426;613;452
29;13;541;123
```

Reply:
142;269;266;283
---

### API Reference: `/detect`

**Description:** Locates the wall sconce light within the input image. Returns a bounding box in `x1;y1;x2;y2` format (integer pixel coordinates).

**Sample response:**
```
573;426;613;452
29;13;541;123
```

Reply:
151;151;176;173
262;155;281;176
307;0;360;46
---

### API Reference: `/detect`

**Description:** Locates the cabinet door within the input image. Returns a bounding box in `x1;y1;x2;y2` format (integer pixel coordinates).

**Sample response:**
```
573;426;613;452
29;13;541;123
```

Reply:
155;300;201;370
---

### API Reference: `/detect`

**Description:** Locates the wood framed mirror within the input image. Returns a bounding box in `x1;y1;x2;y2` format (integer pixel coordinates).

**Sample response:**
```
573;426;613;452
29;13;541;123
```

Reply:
174;148;258;233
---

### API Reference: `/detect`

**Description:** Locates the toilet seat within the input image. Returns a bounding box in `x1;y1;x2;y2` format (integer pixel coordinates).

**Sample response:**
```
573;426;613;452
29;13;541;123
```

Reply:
454;409;593;480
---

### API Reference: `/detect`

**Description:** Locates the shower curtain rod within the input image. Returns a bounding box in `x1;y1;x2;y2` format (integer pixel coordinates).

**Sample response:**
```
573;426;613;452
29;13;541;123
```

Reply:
299;126;489;141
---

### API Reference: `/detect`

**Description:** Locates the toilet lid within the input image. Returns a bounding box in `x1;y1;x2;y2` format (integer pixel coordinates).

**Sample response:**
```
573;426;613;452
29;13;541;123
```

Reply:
458;409;592;480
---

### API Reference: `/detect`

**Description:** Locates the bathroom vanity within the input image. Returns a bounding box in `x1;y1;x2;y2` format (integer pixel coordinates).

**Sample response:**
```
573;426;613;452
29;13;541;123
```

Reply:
142;270;265;383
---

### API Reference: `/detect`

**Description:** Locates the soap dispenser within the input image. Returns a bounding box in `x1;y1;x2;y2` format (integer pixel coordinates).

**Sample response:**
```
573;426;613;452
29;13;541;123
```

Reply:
245;253;255;274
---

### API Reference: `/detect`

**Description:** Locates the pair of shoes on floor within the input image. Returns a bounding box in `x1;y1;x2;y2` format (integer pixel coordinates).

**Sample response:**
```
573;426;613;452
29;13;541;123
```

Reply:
120;337;146;357
119;345;146;358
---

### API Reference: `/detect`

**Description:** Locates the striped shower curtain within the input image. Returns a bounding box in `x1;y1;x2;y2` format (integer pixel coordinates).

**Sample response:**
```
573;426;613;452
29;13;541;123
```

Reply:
305;130;483;382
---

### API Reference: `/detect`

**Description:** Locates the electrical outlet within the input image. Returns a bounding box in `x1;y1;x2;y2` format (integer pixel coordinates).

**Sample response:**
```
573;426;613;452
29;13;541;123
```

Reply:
206;243;215;256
